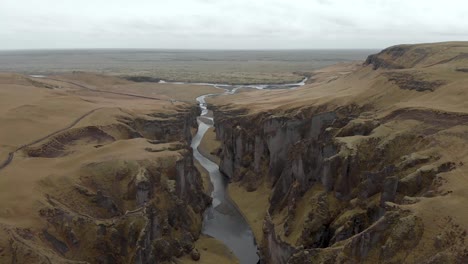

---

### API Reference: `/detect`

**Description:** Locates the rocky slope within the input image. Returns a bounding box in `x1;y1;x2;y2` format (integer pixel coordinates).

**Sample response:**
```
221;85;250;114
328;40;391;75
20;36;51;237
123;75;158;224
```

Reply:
210;42;468;263
0;74;217;263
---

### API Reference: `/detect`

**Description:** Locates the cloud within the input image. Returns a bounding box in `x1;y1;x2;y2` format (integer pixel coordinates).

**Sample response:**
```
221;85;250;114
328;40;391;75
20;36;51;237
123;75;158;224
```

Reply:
0;0;467;49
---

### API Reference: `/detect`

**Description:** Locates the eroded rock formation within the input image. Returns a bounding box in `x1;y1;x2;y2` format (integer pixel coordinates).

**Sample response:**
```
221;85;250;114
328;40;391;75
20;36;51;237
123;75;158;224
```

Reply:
214;104;466;263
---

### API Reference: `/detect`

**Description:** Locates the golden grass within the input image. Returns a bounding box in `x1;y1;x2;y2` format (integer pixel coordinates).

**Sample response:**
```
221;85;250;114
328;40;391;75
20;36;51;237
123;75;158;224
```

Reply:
228;182;271;243
0;72;207;228
39;72;223;102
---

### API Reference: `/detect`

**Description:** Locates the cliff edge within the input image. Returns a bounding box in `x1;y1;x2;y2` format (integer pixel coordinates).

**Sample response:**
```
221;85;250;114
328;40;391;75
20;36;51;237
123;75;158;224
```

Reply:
0;73;219;263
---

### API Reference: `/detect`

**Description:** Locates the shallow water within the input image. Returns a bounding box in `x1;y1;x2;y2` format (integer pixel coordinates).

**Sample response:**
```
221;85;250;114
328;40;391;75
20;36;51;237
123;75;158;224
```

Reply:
191;93;259;264
159;77;308;90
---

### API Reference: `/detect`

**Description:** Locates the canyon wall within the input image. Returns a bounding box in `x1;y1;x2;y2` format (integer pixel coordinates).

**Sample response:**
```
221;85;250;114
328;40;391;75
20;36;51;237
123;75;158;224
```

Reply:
212;43;468;263
214;105;462;263
1;105;211;264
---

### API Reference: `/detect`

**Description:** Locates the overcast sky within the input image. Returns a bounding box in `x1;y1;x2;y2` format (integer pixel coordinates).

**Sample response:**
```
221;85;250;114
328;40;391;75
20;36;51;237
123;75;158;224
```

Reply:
1;0;467;50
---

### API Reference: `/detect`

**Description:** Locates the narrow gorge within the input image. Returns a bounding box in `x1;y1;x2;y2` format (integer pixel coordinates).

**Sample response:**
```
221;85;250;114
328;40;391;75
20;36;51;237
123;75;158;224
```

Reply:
1;42;468;264
191;94;258;264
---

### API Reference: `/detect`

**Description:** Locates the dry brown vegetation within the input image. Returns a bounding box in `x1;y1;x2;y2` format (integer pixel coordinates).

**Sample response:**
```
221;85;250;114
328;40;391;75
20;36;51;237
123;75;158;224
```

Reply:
2;42;468;263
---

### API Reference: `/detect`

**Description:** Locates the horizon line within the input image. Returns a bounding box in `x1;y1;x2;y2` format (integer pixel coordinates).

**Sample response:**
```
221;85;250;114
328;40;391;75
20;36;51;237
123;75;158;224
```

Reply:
0;47;381;52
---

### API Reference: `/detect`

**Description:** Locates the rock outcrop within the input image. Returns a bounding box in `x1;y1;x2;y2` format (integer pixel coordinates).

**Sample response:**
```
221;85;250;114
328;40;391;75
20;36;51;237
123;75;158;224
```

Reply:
364;41;468;70
214;105;465;263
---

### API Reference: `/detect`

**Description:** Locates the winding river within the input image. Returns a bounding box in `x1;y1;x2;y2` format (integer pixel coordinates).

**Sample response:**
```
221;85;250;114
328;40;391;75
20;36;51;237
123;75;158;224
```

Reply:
190;79;306;264
161;77;308;91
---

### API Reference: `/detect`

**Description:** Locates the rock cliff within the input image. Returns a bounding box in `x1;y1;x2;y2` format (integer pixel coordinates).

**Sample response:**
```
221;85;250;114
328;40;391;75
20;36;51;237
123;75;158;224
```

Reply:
0;75;212;264
211;42;468;263
4;106;211;263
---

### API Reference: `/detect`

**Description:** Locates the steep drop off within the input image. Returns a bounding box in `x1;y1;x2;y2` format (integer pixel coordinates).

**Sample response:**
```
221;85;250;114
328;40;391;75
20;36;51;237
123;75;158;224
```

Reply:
210;42;468;263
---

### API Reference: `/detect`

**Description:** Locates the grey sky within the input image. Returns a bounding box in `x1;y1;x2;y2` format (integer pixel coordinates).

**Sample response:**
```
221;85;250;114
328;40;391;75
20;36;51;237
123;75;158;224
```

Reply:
1;0;467;50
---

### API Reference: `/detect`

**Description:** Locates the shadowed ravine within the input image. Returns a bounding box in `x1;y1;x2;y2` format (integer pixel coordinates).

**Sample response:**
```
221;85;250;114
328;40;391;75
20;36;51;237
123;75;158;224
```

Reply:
191;80;306;264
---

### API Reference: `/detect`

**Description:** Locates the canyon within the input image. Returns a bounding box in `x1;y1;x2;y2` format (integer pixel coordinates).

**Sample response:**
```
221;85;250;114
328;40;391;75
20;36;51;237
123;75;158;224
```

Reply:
0;73;221;263
0;42;467;264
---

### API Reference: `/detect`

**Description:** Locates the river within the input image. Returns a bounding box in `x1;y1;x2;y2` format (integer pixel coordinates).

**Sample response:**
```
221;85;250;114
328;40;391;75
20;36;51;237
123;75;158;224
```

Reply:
190;80;305;264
